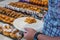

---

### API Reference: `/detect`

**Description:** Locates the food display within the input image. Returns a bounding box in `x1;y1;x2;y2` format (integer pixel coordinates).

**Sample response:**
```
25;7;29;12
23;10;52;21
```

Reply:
19;0;48;6
25;17;36;24
0;0;48;40
0;7;29;24
0;7;25;19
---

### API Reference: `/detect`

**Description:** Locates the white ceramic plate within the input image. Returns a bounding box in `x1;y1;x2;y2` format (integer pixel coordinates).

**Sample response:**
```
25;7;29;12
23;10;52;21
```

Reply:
13;17;44;32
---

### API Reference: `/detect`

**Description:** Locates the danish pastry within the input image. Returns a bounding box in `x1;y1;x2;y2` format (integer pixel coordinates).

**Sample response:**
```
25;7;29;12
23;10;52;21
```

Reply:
25;17;37;24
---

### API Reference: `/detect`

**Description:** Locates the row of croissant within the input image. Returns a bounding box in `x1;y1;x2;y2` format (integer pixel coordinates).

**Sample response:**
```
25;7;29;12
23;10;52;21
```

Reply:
19;0;48;6
0;7;29;24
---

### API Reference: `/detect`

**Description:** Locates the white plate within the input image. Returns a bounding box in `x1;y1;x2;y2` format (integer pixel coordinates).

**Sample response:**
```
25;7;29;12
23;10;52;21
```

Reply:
13;17;44;32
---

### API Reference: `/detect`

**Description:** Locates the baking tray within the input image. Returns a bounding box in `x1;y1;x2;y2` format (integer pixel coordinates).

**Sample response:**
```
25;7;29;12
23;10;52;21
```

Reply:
0;21;24;40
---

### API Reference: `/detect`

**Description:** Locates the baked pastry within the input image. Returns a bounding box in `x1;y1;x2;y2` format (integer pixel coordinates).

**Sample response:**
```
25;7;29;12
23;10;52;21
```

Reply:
2;24;13;36
25;17;36;24
10;29;19;38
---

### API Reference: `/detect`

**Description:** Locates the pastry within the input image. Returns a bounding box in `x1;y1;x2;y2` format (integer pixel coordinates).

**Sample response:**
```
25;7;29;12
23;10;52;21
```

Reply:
25;17;37;24
10;29;19;38
2;24;13;36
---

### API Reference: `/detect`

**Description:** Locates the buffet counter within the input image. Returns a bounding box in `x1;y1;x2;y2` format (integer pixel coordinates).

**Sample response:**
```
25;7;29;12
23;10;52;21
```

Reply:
0;0;45;40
